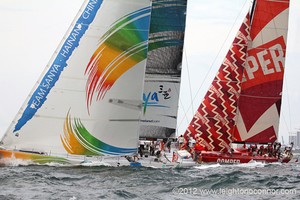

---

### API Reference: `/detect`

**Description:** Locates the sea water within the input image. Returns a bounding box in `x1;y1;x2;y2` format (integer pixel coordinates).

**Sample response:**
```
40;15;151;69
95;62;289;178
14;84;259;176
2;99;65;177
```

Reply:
0;160;299;200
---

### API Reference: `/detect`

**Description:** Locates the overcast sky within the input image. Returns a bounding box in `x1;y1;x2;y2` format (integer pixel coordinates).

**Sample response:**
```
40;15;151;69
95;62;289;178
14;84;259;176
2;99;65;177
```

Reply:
0;0;299;144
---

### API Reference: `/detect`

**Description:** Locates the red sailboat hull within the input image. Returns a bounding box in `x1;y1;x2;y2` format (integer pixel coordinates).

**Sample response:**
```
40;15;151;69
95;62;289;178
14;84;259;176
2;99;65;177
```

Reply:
200;151;291;164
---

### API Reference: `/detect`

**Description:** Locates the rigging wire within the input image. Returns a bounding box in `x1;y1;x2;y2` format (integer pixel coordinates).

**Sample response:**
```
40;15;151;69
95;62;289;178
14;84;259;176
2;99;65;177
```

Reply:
175;46;194;136
185;48;195;116
282;70;292;133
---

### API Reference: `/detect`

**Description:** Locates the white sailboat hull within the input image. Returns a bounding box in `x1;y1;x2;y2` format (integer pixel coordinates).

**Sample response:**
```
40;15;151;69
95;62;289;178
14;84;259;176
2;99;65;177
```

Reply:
0;148;199;168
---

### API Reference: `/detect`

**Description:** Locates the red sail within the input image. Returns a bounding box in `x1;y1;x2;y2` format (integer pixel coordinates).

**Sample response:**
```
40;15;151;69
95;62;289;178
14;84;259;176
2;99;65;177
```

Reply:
184;0;290;151
233;0;289;143
184;14;250;152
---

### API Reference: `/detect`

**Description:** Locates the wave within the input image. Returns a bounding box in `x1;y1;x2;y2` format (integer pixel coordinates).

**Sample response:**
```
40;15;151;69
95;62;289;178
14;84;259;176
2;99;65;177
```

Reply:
194;163;221;169
193;160;267;170
234;160;266;168
79;160;112;167
0;158;33;167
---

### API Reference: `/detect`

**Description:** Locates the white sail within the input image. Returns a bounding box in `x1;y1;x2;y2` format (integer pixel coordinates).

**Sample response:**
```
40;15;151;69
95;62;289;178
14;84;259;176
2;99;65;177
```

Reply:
1;0;152;157
139;0;187;139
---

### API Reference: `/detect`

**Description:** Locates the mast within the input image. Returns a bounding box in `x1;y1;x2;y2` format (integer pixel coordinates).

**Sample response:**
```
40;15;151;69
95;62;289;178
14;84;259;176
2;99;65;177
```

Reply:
249;0;257;23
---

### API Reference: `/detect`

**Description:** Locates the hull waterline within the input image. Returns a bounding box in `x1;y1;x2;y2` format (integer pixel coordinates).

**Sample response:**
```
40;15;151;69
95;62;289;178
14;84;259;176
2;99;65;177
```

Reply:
200;151;292;164
0;149;200;168
0;149;72;165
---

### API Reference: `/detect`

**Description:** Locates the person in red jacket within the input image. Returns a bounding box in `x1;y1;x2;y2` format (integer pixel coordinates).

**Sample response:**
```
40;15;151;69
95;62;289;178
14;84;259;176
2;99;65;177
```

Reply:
172;151;178;162
193;142;205;162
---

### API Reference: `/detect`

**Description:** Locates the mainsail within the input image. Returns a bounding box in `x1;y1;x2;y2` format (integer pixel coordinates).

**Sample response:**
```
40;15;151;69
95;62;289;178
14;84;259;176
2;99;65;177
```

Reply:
139;0;187;139
0;0;152;157
233;0;289;143
184;0;289;152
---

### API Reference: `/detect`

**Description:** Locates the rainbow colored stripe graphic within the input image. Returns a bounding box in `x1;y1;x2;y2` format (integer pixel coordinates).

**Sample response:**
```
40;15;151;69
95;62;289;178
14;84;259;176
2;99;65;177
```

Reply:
0;149;70;165
85;7;151;109
61;112;137;156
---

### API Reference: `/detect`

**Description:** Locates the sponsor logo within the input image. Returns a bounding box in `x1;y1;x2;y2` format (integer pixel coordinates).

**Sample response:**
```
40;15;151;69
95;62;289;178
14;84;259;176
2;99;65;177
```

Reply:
142;85;171;114
13;0;103;133
243;36;286;89
217;158;241;164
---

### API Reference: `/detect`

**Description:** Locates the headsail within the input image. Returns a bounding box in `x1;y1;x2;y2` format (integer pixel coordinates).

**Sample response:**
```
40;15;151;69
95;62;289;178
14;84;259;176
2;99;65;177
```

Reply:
184;0;290;151
1;0;152;156
139;0;188;139
184;14;250;152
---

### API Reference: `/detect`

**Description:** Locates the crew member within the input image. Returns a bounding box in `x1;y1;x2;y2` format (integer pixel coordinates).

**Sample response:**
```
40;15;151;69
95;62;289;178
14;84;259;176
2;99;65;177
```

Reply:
172;151;178;162
178;135;185;149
